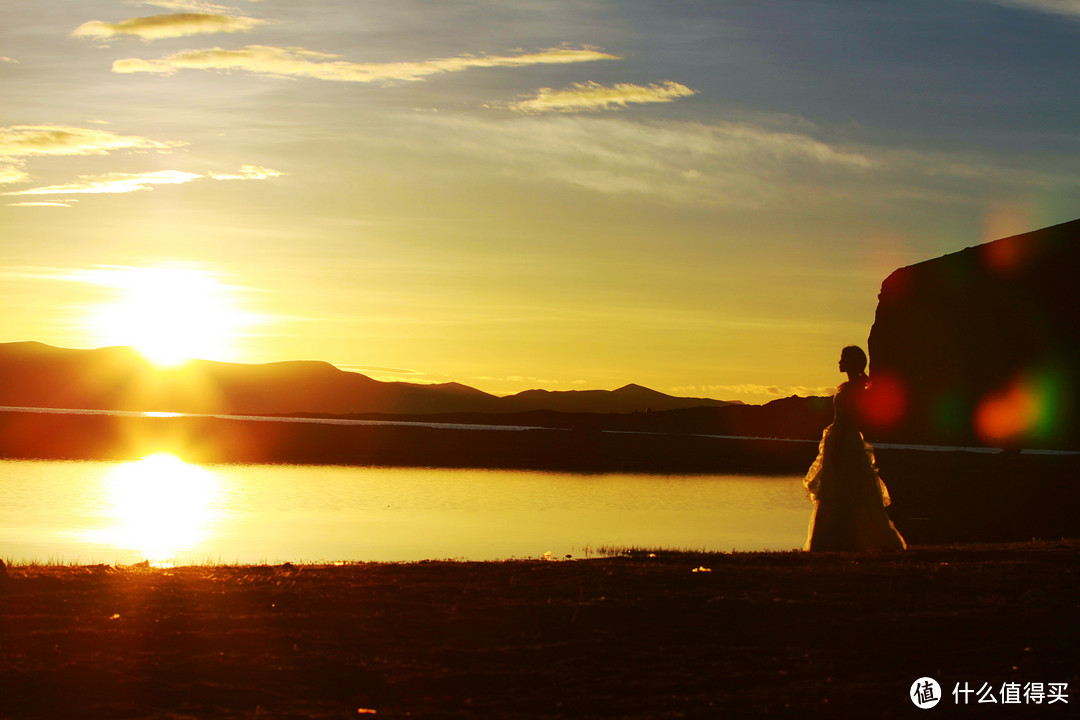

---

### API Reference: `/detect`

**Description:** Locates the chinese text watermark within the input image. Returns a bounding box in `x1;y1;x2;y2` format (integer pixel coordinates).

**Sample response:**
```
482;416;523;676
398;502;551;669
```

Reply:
911;679;1069;709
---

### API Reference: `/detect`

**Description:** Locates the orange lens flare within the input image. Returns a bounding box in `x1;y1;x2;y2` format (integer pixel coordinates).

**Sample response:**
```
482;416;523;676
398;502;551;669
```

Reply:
975;376;1043;445
863;374;907;431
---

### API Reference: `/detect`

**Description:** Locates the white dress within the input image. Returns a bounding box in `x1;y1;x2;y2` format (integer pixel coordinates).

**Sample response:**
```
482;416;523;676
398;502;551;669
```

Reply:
804;379;907;552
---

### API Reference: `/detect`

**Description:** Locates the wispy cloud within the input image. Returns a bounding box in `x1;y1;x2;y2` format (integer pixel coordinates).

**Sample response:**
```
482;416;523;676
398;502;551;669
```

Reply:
404;115;874;203
505;81;697;114
0;125;185;157
983;0;1080;17
399;111;1061;208
127;1;244;11
73;13;265;40
3;166;284;196
205;164;285;180
338;364;423;377
0;125;283;198
337;364;433;384
471;375;562;388
7;201;78;208
4;170;203;195
0;56;17;64
0;164;29;184
1;125;185;190
671;383;837;399
112;45;619;82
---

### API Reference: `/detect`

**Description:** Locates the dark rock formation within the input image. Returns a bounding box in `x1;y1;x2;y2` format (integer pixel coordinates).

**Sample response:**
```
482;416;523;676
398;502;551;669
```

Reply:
868;218;1080;449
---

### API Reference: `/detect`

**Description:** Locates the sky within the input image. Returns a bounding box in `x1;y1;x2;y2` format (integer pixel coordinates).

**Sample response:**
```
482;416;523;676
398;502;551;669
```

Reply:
2;0;1078;404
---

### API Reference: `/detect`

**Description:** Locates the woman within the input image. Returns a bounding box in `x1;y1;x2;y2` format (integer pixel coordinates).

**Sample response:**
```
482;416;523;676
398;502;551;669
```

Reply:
804;346;906;552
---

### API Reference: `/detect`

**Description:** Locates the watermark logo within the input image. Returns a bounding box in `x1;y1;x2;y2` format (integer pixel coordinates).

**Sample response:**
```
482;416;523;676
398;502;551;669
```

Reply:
911;677;942;709
910;678;1069;708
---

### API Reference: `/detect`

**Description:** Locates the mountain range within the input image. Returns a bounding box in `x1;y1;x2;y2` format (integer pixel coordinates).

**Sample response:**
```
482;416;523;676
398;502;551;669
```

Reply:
0;341;737;417
6;220;1076;449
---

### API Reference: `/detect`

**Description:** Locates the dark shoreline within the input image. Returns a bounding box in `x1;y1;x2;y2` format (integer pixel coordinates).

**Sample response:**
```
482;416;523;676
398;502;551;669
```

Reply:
2;540;1077;719
0;407;823;472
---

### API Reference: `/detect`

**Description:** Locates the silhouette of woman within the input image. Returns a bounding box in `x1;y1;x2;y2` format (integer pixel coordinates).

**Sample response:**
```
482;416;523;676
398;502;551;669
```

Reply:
803;346;906;552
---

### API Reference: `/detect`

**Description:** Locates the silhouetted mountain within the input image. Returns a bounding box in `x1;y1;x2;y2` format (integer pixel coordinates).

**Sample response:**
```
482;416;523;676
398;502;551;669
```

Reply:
868;218;1080;449
335;394;833;440
499;383;730;413
0;342;735;417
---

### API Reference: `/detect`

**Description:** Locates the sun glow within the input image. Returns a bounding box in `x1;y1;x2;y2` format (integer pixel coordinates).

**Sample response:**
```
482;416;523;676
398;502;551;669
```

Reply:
96;453;223;567
86;265;255;366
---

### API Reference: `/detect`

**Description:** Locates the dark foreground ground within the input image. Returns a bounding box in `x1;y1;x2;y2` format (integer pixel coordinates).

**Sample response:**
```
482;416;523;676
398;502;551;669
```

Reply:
1;540;1077;719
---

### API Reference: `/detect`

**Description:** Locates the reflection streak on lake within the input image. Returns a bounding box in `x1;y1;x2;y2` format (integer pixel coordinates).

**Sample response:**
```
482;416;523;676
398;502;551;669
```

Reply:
0;458;809;565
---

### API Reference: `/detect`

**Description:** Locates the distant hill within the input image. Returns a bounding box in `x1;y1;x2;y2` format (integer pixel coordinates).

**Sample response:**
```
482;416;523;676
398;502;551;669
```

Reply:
325;394;834;441
0;342;736;417
497;383;731;414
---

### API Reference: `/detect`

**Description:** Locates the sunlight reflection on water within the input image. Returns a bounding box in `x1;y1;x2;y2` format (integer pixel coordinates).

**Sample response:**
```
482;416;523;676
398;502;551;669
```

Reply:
85;453;223;567
0;458;809;564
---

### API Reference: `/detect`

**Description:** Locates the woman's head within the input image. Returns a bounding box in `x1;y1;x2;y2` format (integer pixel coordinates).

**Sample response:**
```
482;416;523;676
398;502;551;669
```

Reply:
839;345;867;376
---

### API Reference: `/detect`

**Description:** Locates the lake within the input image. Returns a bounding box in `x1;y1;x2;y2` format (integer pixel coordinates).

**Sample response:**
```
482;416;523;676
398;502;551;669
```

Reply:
0;455;810;565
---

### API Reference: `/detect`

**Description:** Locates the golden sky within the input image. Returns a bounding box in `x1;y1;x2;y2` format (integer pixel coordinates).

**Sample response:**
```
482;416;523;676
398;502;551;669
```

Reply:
2;0;1078;403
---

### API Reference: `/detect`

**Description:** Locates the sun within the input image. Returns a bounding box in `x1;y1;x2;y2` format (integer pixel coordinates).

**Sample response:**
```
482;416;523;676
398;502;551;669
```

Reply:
87;265;254;367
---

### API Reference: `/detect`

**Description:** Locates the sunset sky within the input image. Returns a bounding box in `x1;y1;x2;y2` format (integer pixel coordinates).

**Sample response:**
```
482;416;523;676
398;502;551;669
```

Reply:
2;0;1078;403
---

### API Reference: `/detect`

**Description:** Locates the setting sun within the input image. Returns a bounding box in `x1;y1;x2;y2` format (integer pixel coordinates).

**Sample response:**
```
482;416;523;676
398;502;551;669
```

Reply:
86;266;256;367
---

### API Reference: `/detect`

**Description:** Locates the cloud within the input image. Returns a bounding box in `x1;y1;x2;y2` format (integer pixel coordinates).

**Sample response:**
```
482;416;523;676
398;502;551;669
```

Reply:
337;364;430;383
0;126;281;197
0;125;185;158
3;165;285;196
0;56;17;64
403;115;874;204
400;111;1059;207
73;13;264;40
0;163;29;184
673;384;837;399
471;375;561;387
339;364;422;376
983;0;1080;17
7;201;77;208
4;170;202;195
0;126;185;190
505;81;697;114
127;1;243;11
112;45;620;82
205;164;285;180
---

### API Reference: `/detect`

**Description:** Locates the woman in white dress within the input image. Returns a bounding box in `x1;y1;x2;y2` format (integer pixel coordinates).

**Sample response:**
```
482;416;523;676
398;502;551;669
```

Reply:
804;346;907;552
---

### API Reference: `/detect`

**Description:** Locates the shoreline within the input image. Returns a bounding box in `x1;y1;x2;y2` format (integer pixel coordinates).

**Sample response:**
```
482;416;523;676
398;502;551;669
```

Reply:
4;409;1080;548
0;408;818;471
2;540;1077;718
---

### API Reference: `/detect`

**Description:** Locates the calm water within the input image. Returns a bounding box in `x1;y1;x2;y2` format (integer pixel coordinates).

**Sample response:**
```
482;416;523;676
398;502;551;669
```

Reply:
0;455;810;565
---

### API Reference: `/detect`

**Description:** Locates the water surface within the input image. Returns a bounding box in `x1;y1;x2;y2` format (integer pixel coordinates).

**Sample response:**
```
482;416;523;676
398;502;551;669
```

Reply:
0;456;809;565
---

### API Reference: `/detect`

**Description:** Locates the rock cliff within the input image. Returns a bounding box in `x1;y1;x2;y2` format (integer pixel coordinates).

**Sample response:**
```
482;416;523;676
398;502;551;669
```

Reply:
867;218;1080;449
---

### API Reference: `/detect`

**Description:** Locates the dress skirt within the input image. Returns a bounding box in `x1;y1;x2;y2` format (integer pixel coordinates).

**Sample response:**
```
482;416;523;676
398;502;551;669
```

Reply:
804;424;907;552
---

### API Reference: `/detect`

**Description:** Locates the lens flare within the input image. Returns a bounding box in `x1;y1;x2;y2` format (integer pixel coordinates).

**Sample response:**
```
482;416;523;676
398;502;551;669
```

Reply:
932;392;969;438
974;372;1059;446
863;373;907;431
980;235;1031;275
